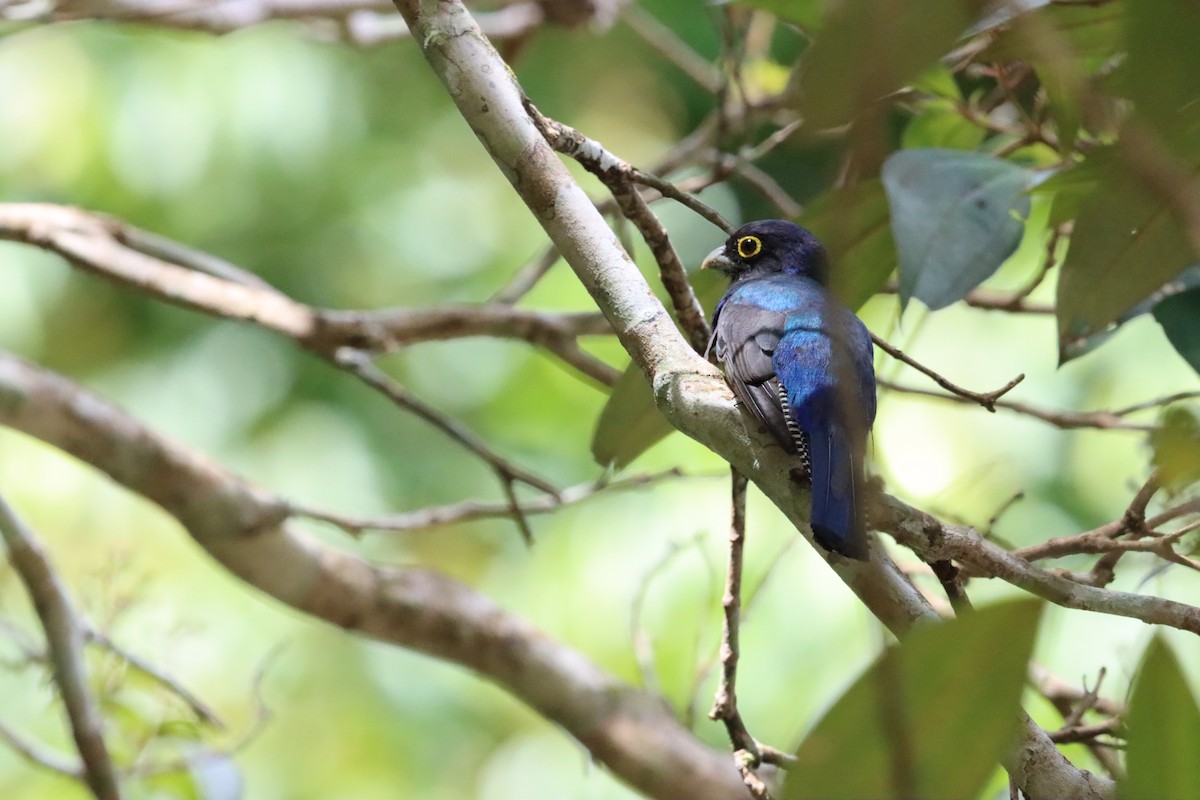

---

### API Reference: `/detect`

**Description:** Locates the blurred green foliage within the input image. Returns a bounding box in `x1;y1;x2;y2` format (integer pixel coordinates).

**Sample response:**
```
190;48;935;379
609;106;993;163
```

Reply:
1122;636;1200;800
0;2;1199;799
786;599;1042;800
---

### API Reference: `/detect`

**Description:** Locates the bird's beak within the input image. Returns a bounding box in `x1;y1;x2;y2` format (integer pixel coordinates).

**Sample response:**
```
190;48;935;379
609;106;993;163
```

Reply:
700;246;734;273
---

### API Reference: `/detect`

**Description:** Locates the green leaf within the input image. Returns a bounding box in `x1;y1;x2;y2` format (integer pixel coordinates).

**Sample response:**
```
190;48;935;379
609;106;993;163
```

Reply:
802;179;896;311
590;363;671;469
791;0;979;130
142;769;203;800
1150;406;1200;494
1055;151;1200;359
901;100;986;152
882;149;1032;310
1123;0;1200;141
1154;285;1200;377
910;65;964;102
977;2;1126;69
783;599;1043;800
1122;636;1200;800
1061;265;1200;362
1031;152;1111;228
590;280;725;468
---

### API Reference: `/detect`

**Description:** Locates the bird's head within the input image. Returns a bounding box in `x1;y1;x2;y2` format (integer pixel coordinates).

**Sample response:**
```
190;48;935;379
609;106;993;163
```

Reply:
701;220;829;283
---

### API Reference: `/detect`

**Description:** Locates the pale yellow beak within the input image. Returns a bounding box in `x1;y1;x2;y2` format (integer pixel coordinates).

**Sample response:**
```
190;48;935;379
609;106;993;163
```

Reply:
700;245;734;273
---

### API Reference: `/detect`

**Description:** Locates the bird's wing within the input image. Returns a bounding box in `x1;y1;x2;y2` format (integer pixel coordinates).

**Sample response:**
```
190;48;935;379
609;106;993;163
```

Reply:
711;301;797;453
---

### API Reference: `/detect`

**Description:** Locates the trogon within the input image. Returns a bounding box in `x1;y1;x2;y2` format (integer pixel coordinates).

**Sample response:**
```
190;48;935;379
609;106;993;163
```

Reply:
703;220;876;560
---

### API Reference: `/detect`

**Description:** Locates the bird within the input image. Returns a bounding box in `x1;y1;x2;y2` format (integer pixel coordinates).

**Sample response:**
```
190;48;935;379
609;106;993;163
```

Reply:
702;220;876;560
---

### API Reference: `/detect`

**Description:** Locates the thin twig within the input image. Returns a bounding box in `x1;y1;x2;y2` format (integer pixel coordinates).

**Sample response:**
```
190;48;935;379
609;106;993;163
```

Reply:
872;335;1025;412
1048;719;1123;744
881;280;1056;314
928;560;972;615
985;491;1026;537
709;469;773;800
1030;664;1124;719
1009;225;1065;305
724;160;803;219
529;105;715;351
0;494;121;800
331;350;560;497
686;533;802;727
1113;391;1200;417
627;168;735;235
1008;473;1193;565
630;532;706;695
489;244;561;305
44;0;553;46
621;4;721;92
292;470;689;535
878;379;1157;432
499;477;534;546
1032;663;1124;779
86;627;224;729
0;717;81;778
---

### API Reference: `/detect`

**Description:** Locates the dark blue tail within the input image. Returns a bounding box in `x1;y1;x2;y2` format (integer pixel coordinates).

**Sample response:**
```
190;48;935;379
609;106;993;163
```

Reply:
807;418;869;560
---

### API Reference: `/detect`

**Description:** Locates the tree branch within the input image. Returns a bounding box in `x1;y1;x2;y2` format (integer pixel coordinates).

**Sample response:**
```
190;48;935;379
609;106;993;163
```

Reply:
0;351;752;800
0;203;617;385
874;495;1200;636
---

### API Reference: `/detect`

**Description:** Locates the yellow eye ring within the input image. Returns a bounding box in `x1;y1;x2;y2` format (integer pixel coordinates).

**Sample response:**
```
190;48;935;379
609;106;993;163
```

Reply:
736;235;762;259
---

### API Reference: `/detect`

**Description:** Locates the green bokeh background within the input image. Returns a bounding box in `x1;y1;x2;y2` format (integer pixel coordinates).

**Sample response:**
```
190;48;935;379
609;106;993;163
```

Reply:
0;5;1198;799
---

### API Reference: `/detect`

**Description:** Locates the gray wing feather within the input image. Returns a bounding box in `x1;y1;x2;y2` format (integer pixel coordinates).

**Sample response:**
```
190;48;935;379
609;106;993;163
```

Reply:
711;302;797;453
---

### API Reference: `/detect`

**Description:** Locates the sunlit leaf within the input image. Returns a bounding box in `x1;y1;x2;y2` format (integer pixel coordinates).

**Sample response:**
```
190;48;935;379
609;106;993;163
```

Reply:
1150;406;1200;494
142;769;202;800
791;0;980;130
157;718;205;742
910;65;963;101
901;100;986;152
783;599;1043;800
1122;636;1200;800
882;149;1032;310
731;0;826;31
1031;152;1111;227
742;57;793;101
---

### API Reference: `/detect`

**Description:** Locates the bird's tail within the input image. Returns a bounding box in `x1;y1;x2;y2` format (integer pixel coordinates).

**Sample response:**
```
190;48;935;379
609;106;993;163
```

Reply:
807;418;869;560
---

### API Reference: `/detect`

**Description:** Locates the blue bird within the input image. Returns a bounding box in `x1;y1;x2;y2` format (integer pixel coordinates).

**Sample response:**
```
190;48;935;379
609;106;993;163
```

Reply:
703;220;876;560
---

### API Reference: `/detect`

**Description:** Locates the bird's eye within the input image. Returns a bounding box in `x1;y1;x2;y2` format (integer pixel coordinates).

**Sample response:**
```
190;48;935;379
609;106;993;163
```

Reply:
736;235;763;259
